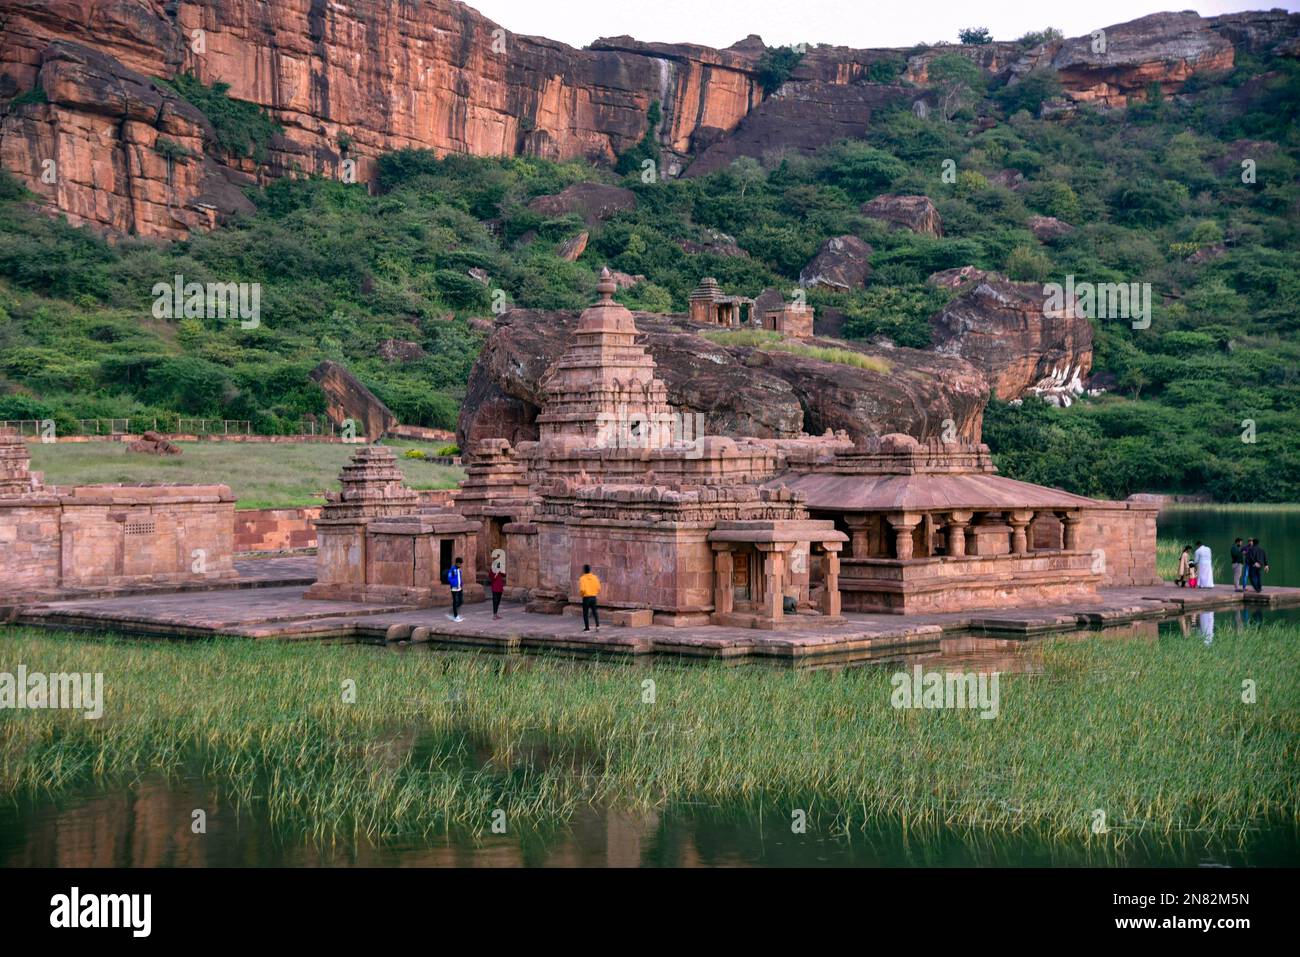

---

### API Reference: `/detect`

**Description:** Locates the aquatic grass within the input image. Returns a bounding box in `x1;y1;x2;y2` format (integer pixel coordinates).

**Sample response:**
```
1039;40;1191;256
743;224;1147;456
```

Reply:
0;624;1296;846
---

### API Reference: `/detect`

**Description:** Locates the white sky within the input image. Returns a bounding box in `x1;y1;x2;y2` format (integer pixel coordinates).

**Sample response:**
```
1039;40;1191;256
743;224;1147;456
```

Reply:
467;0;1298;49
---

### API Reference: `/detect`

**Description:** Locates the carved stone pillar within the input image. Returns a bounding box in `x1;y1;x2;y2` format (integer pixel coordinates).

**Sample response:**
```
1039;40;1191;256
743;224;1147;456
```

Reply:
713;547;734;616
760;545;785;622
886;512;922;561
1008;510;1034;555
946;510;973;558
843;514;871;558
821;544;841;617
1061;511;1082;550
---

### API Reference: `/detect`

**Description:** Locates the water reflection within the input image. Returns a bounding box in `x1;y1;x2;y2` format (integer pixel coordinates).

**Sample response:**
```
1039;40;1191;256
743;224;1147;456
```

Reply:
2;778;1295;867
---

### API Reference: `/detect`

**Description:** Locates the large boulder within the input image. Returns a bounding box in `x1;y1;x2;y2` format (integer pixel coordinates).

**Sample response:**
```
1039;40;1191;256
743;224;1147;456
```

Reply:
799;236;873;290
928;278;1093;401
526;183;637;226
458;310;988;448
1026;215;1075;243
309;361;398;441
860;194;943;237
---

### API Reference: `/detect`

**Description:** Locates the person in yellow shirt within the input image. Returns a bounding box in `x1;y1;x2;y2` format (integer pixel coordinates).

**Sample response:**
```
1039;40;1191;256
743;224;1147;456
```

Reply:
578;564;600;631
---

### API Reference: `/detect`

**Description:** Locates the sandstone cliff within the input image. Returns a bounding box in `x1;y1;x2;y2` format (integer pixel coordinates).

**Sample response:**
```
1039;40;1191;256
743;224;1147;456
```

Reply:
1;3;1293;239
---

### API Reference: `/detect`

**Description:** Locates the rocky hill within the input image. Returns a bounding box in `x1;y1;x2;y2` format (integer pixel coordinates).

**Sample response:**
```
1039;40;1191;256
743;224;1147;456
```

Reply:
1;2;1296;238
458;310;989;449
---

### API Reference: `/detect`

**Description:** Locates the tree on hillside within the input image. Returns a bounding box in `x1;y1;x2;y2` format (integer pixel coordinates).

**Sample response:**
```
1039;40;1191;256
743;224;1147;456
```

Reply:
927;54;985;123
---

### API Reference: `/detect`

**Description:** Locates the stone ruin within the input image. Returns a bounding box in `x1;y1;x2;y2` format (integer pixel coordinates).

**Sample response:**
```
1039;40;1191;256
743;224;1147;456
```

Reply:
127;430;183;455
0;428;235;597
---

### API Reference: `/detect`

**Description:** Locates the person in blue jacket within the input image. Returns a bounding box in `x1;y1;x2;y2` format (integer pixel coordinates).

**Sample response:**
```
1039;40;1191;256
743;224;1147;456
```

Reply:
446;557;465;622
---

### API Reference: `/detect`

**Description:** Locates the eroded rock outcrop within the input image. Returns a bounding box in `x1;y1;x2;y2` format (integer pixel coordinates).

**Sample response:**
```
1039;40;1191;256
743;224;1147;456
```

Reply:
799;236;873;290
860;194;943;237
0;41;254;239
1011;12;1237;107
309;360;397;441
526;182;637;226
459;309;987;448
928;278;1093;401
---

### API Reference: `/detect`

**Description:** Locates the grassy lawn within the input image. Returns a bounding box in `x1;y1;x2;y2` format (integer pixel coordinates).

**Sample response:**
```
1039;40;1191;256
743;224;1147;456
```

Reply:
1;624;1294;844
26;440;464;509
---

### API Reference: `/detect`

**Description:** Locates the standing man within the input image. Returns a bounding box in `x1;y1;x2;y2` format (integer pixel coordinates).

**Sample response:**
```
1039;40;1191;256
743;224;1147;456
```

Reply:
447;556;465;622
578;564;601;632
1246;539;1269;593
1193;540;1214;588
1230;538;1245;592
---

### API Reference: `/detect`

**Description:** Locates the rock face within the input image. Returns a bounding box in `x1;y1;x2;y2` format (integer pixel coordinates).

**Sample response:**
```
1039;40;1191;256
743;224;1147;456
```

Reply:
0;41;255;240
377;339;426;363
309;360;397;441
2;4;1293;238
860;194;943;237
684;81;907;177
459;310;987;448
526;183;637;226
556;231;589;262
928;278;1093;401
1026;215;1075;243
799;236;873;290
1016;12;1237;107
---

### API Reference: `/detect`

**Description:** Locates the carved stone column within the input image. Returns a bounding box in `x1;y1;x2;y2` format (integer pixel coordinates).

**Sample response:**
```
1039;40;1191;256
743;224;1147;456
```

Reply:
886;512;922;561
1061;511;1082;550
1008;509;1034;555
821;543;841;617
759;545;785;622
713;547;734;616
843;514;871;558
946;510;973;558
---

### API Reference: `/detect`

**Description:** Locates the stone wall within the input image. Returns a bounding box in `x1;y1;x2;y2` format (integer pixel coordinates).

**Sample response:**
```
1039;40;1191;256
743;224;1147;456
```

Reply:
1074;502;1161;587
0;486;236;594
234;507;320;553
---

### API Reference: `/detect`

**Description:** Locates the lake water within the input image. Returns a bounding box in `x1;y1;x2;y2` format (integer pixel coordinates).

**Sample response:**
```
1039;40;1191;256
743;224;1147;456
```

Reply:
3;604;1297;869
1157;505;1300;588
1;774;1294;868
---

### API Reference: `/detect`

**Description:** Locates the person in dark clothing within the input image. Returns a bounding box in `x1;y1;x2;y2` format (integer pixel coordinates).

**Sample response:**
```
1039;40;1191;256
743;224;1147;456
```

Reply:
1230;538;1245;592
489;568;506;619
1245;539;1269;593
447;557;465;621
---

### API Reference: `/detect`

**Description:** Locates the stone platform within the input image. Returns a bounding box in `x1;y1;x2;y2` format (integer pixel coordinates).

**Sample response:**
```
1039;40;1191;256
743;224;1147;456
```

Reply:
9;566;1299;663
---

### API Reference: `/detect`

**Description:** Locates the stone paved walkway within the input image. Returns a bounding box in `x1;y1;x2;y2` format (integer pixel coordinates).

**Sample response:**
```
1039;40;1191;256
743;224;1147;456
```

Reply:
12;576;1299;661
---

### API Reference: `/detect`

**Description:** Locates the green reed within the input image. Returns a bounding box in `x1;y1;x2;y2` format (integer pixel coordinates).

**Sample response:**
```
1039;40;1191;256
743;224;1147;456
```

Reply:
0;623;1296;845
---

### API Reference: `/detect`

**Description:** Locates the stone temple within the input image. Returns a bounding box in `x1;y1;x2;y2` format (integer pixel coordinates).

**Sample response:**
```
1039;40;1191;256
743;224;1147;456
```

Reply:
311;268;1158;629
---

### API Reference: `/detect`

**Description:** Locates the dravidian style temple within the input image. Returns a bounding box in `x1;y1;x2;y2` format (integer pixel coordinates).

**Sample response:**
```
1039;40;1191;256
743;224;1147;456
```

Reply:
307;269;1158;628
